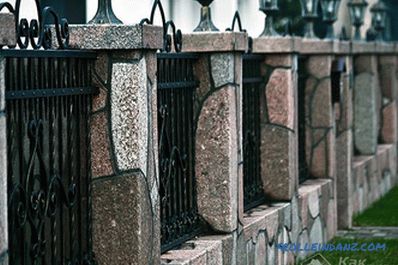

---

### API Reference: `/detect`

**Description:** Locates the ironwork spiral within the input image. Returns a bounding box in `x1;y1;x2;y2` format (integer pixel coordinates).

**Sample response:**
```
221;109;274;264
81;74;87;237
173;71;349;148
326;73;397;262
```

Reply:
0;0;69;50
226;11;247;33
140;0;183;53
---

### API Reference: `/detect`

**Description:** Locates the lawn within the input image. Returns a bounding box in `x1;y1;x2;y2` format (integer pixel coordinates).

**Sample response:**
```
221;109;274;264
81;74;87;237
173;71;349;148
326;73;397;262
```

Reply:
353;186;398;227
314;237;398;265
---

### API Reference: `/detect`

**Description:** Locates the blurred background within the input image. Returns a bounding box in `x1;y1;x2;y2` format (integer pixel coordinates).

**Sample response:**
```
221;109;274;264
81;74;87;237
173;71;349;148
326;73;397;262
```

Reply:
1;0;397;40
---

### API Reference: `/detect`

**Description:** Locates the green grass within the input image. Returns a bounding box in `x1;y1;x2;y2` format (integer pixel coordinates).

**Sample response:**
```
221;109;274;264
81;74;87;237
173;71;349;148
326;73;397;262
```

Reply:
353;186;398;227
314;238;398;265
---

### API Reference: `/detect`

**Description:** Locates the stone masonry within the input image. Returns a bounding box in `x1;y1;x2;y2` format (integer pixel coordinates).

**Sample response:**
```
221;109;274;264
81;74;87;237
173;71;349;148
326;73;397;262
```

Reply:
65;24;163;265
1;13;398;265
0;13;15;265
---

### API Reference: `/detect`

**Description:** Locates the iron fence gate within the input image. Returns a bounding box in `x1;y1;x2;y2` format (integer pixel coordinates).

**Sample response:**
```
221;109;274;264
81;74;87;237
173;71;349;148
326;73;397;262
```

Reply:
298;57;310;184
157;53;201;252
242;54;265;211
4;49;97;265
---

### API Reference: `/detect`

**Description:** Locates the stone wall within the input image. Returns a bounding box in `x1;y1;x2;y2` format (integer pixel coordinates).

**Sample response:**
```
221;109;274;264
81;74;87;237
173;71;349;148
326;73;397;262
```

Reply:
0;13;15;265
1;15;398;265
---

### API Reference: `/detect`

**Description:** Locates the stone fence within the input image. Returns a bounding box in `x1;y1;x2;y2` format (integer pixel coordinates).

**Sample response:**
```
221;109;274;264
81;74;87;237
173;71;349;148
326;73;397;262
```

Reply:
0;12;398;265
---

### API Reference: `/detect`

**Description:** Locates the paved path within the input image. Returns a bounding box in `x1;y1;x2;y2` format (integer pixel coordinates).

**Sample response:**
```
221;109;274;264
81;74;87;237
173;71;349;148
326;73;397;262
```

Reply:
337;227;398;239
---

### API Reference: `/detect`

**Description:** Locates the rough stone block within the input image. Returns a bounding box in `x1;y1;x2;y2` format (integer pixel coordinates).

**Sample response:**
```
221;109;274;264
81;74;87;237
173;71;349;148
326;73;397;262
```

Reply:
309;217;324;247
182;240;223;265
0;13;16;47
255;232;267;265
264;54;293;68
111;60;148;172
195;85;239;232
161;249;207;265
354;73;379;155
336;130;353;229
66;24;163;50
199;234;236;265
378;56;398;100
91;112;114;178
210;53;235;88
92;172;160;265
261;125;296;201
252;36;300;54
381;102;397;143
266;68;295;130
182;32;247;53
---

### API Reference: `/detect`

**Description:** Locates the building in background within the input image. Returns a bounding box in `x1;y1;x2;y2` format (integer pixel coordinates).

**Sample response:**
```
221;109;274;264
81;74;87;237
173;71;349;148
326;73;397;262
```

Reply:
0;0;395;40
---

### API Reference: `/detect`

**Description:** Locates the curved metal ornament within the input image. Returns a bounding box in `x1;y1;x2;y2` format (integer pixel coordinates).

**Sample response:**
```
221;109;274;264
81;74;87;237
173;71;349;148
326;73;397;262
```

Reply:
140;0;183;53
226;11;247;32
0;0;69;50
89;0;122;24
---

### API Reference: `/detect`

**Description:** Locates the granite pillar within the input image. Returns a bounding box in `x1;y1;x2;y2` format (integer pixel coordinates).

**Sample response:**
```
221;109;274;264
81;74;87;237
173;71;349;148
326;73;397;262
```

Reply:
65;24;163;265
251;37;300;201
182;32;247;232
0;12;16;265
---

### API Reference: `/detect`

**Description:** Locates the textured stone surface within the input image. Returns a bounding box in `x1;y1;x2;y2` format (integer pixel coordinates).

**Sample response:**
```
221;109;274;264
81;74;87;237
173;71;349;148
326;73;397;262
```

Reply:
195;85;238;232
354;73;378;155
307;56;332;79
266;69;295;129
336;130;353;229
378;56;398;100
255;232;267;264
309;217;324;246
261;125;296;201
111;60;148;172
308;190;320;218
92;172;159;265
182;32;247;52
91;112;114;178
381;102;397;143
161;249;207;265
199;235;236;265
264;54;292;68
252;37;300;53
0;13;16;47
0;115;7;262
66;24;163;50
210;53;235;88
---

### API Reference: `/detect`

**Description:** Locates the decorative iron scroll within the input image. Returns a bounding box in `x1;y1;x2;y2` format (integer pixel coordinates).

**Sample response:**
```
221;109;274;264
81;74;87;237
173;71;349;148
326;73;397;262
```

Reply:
0;0;69;50
225;11;253;53
140;0;182;52
226;11;247;33
5;48;97;265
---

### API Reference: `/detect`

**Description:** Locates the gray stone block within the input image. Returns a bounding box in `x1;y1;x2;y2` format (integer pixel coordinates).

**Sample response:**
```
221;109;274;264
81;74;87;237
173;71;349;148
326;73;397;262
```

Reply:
92;172;159;265
0;13;16;47
65;24;163;50
354;73;378;155
111;60;148;172
195;85;239;232
210;53;235;88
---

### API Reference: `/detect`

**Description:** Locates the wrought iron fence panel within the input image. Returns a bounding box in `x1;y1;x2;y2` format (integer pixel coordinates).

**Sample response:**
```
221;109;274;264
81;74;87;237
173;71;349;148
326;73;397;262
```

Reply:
157;53;201;252
3;50;97;265
298;57;310;184
242;54;265;211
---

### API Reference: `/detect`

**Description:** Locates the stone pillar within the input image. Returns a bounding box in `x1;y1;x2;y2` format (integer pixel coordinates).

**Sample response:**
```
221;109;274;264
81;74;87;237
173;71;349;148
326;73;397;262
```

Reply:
352;42;380;155
251;37;300;201
299;40;349;180
378;48;398;144
335;54;354;229
66;24;163;265
0;13;16;265
182;32;247;232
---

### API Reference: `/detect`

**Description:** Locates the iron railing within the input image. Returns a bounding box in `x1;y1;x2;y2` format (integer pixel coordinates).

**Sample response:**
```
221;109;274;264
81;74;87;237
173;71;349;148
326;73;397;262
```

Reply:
242;54;265;211
157;53;201;252
4;50;97;265
298;57;310;184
